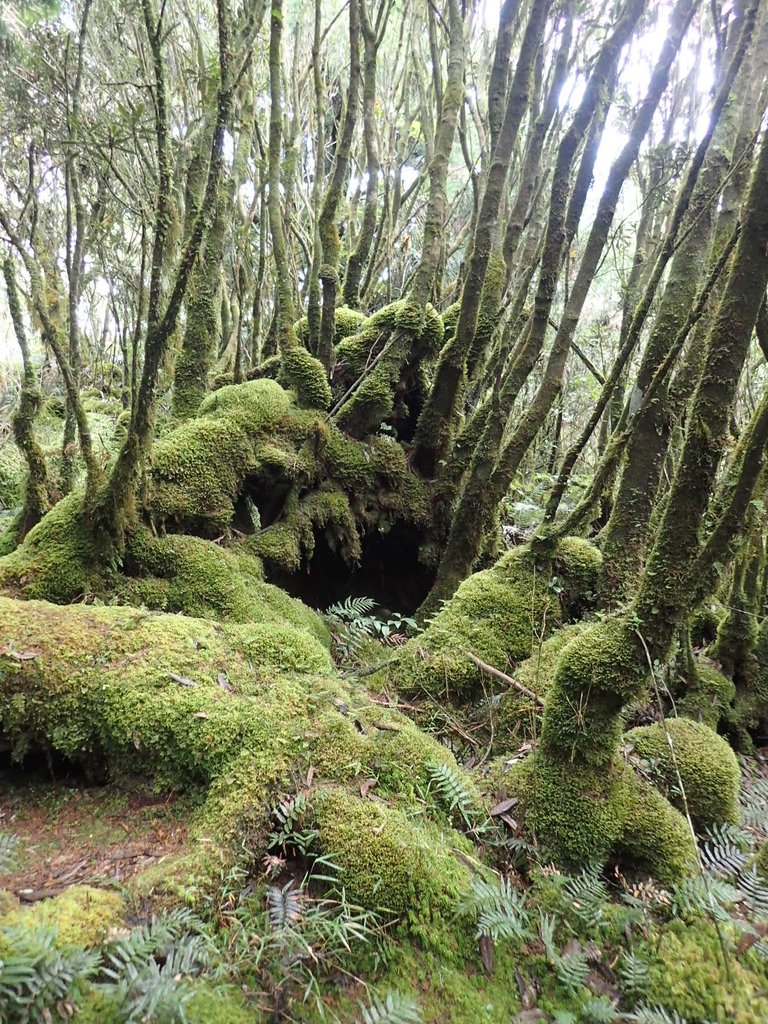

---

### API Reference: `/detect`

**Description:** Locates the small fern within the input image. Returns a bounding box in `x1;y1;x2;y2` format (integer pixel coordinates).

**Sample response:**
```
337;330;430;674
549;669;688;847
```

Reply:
460;876;532;941
357;990;423;1023
617;949;650;996
326;596;378;621
628;1007;717;1024
562;867;609;927
579;994;617;1022
267;881;304;932
426;761;480;830
0;831;19;873
0;925;99;1023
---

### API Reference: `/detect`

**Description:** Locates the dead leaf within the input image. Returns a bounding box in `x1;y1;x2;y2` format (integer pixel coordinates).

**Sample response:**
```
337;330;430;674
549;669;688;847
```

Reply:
480;934;494;974
360;778;377;798
193;712;209;719
490;797;519;816
305;765;315;788
216;672;231;691
5;648;40;661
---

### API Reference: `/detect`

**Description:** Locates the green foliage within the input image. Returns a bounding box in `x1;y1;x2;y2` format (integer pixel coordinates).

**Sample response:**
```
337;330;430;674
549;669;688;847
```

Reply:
0;925;100;1023
357;991;423;1023
0;832;19;873
326;595;416;661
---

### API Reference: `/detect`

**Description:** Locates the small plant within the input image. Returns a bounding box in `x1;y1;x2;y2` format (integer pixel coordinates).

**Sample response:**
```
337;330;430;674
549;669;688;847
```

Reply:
0;831;19;872
325;596;417;661
425;761;481;832
357;990;423;1023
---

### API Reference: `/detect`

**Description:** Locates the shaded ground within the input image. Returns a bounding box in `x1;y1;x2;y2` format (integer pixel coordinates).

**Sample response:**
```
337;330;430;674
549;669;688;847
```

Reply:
0;768;198;901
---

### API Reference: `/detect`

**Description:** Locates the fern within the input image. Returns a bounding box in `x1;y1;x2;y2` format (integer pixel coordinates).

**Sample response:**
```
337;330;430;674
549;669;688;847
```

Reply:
628;1007;717;1024
0;925;99;1023
269;792;318;855
326;596;378;622
562;867;609;927
668;874;737;920
700;822;751;878
357;990;423;1024
0;831;19;873
459;876;532;941
103;908;202;978
267;881;304;932
737;865;768;917
426;762;479;830
617;949;650;996
579;994;617;1022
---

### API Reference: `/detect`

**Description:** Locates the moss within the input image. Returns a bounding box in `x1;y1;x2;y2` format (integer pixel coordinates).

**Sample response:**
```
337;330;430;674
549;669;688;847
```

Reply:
677;659;736;729
0;439;25;509
294;305;366;348
311;785;472;919
690;597;726;647
280;347;332;410
539;618;644;768
626;717;741;829
641;918;768;1024
499;753;694;881
494;623;590;748
251;486;361;572
0;491;103;603
397;539;601;704
440;301;461;342
185;984;264;1023
0;886;124;947
333;301;443;438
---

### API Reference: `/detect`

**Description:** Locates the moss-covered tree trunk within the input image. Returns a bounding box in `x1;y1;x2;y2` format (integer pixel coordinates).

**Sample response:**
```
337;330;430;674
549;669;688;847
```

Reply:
316;0;361;370
412;0;549;478
524;116;768;871
2;258;56;538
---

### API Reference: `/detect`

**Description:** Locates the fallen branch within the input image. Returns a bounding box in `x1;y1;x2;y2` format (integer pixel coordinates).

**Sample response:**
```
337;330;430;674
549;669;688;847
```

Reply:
465;651;545;709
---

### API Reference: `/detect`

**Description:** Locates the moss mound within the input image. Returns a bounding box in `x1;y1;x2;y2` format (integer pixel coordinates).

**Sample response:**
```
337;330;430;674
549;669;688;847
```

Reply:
311;786;472;918
641;918;768;1024
626;717;741;829
0;886;124;947
0;595;476;918
396;538;601;702
494;622;590;746
494;753;695;882
677;658;736;729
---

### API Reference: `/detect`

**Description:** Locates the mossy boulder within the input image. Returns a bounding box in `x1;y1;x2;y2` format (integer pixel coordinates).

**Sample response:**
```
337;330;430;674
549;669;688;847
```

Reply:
0;595;477;919
311;786;472;919
396;538;601;703
626;717;741;829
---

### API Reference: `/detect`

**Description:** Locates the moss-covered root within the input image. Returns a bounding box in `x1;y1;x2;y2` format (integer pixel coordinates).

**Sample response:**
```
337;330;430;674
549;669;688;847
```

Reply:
395;536;601;702
494;754;695;882
492;614;702;879
626;717;741;829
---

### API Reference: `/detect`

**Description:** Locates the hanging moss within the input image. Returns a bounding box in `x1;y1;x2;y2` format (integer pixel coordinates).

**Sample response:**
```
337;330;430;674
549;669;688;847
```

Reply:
626;716;741;829
250;486;361;572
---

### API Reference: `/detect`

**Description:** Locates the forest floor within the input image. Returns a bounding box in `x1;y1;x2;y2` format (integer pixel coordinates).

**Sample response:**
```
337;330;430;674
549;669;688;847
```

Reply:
0;767;197;902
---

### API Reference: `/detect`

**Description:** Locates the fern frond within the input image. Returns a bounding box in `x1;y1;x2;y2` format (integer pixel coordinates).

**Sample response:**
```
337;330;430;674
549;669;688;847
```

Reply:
627;1007;711;1024
0;831;19;873
737;866;768;917
0;925;99;1020
617;949;650;996
357;990;422;1023
268;881;304;931
579;994;617;1022
562;867;609;926
426;762;479;829
326;596;377;622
